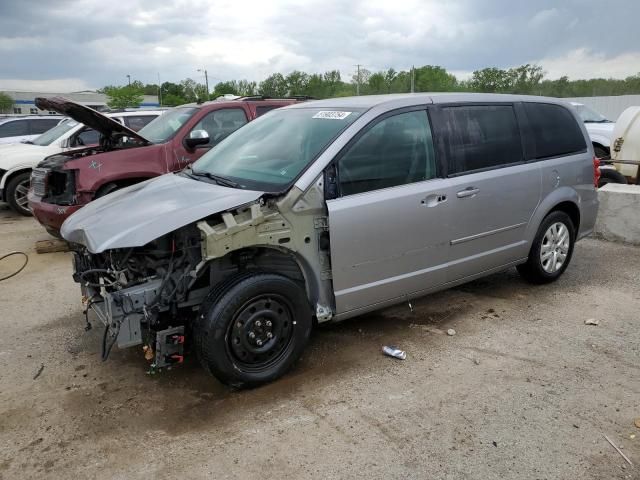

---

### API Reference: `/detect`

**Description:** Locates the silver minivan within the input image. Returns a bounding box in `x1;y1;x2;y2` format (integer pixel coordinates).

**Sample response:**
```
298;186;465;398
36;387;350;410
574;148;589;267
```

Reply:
62;93;599;387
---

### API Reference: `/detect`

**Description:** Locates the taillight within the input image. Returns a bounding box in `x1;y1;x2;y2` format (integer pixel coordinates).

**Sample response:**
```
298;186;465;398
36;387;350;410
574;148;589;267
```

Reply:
593;156;601;188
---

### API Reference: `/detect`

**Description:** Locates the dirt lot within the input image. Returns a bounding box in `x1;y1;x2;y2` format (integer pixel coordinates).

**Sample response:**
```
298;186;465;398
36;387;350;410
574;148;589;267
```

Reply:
0;204;639;480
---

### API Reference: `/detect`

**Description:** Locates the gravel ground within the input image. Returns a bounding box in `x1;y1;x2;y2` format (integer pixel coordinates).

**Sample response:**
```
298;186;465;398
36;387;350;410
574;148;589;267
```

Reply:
0;204;639;480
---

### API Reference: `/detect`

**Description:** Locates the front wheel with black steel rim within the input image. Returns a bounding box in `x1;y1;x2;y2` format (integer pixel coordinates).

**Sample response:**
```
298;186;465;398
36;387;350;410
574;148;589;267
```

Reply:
6;171;33;216
195;272;312;388
517;211;575;284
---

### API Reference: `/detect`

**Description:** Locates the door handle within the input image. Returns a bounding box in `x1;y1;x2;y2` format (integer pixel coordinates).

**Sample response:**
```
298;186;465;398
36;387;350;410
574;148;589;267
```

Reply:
456;187;479;198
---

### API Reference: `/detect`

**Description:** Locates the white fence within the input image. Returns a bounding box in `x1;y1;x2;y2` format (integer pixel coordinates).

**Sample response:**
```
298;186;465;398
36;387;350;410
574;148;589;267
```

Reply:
565;95;640;121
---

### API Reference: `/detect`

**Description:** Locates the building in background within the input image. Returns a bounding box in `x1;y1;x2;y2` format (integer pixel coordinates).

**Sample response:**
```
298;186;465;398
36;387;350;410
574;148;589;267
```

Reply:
1;90;160;115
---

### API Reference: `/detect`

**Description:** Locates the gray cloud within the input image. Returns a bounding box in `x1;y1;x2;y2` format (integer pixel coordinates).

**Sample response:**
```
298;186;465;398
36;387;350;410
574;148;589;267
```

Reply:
0;0;639;91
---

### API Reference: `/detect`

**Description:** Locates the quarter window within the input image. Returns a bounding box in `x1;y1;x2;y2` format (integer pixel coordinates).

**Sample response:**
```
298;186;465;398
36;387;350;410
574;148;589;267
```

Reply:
190;108;248;146
338;110;437;196
256;105;280;117
441;105;523;175
523;103;587;159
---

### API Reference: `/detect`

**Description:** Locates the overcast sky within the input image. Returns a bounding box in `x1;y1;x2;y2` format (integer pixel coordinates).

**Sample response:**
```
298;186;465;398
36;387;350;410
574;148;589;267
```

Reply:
1;0;639;92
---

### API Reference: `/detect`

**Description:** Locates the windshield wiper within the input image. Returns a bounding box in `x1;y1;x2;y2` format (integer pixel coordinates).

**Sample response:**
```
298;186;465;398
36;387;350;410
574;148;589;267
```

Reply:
188;167;243;189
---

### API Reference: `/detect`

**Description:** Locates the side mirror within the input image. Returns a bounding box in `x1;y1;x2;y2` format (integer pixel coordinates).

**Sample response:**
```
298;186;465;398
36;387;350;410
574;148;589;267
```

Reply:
184;129;210;150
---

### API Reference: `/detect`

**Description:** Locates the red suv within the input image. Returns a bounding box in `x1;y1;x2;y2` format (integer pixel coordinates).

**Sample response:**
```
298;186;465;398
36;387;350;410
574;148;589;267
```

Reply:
28;96;304;236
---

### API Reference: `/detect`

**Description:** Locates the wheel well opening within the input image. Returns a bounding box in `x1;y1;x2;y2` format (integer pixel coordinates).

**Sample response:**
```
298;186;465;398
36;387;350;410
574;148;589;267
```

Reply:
207;247;308;293
550;201;580;231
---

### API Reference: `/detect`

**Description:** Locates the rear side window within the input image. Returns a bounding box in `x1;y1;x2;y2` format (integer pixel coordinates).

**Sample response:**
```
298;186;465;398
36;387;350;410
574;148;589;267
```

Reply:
441;105;523;175
124;115;156;131
30;118;60;134
523;103;587;159
256;105;280;117
0;120;29;137
338;110;437;196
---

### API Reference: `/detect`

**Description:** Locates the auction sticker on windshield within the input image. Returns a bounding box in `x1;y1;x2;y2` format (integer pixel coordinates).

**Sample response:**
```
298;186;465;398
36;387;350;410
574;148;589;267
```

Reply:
312;111;352;120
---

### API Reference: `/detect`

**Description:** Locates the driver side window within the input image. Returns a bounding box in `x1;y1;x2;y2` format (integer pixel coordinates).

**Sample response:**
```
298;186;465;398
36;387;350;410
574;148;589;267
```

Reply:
190;108;248;147
338;110;437;196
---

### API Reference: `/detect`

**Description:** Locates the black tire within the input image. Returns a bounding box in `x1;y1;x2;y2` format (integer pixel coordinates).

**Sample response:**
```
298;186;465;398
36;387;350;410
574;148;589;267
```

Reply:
517;211;575;284
6;171;33;216
594;145;610;160
598;168;627;188
195;272;312;388
94;182;120;199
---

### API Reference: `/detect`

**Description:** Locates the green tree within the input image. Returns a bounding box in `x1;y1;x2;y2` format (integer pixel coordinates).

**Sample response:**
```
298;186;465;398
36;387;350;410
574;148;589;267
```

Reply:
469;67;512;92
236;80;257;96
383;69;397;93
0;92;13;113
507;64;544;94
259;73;288;97
285;70;310;96
414;65;458;92
103;85;144;109
367;72;386;94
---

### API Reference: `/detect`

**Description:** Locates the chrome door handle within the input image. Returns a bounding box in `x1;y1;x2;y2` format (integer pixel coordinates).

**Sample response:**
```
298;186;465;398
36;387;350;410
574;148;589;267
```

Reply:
456;187;479;198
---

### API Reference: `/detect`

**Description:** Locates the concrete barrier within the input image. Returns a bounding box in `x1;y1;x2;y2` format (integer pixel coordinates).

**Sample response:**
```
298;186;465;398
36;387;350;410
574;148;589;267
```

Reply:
594;184;640;245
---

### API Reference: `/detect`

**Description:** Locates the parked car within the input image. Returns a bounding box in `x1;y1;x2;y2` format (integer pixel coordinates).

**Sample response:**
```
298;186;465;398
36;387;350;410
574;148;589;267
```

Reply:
0;109;163;215
569;102;627;187
28;96;303;236
60;93;599;388
0;115;66;145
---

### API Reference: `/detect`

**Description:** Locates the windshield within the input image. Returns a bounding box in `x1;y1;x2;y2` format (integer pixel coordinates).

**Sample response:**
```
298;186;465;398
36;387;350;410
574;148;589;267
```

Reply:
138;107;198;143
31;120;79;146
575;104;611;123
191;108;362;191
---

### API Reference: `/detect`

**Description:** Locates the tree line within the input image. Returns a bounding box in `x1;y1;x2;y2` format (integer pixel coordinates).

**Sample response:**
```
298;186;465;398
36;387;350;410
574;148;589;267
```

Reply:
101;64;640;108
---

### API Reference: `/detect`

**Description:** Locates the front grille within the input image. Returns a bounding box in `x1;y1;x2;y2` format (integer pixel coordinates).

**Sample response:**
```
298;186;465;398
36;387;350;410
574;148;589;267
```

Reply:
31;167;49;197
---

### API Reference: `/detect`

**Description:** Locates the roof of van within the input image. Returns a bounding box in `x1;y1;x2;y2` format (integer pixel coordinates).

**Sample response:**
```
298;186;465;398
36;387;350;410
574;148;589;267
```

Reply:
286;93;572;110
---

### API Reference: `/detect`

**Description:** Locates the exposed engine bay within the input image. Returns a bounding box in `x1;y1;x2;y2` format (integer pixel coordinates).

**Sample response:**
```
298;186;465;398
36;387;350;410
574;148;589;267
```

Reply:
74;224;205;369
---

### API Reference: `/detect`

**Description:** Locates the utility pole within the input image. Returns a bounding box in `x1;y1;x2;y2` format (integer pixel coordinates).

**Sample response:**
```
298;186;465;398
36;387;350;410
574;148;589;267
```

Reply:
354;64;362;96
198;68;210;99
126;74;131;86
410;65;415;93
157;73;162;107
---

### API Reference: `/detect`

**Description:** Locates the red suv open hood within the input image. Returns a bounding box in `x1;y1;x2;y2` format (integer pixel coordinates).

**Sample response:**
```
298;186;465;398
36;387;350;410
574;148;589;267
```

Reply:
35;96;151;145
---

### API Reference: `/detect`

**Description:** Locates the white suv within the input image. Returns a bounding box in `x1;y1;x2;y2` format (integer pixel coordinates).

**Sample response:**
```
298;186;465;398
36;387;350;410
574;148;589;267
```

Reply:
0;116;66;145
0;110;163;215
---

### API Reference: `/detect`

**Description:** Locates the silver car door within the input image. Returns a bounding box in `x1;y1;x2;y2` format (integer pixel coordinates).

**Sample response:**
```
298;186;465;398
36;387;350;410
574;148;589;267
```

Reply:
435;103;542;281
326;108;451;315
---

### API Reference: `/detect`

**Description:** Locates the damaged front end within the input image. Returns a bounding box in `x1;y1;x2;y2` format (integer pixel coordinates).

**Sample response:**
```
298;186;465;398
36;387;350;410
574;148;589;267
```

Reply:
75;225;205;368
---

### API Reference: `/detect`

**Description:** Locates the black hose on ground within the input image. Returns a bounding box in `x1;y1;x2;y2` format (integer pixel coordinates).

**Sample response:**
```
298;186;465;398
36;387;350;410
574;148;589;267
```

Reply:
0;251;28;282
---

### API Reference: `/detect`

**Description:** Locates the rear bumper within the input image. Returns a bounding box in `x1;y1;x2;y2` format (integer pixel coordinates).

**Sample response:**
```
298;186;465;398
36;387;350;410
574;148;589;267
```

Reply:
578;197;599;241
28;190;81;235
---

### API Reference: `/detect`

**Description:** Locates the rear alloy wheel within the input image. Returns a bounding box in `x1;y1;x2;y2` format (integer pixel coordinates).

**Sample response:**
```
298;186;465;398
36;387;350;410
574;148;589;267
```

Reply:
517;211;575;284
195;272;312;388
6;172;33;216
